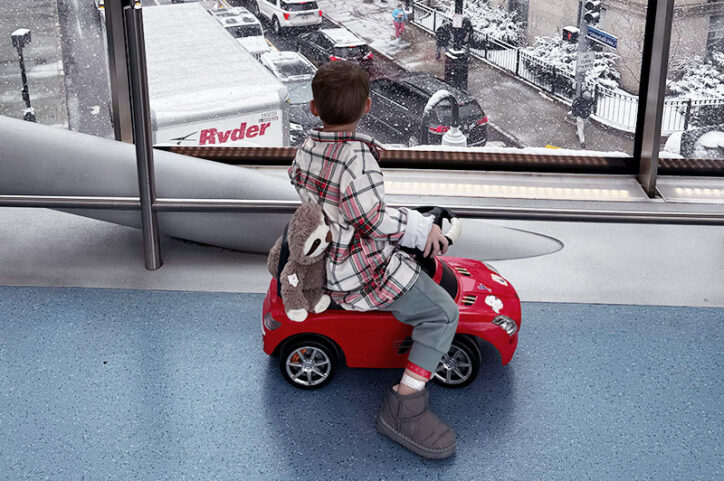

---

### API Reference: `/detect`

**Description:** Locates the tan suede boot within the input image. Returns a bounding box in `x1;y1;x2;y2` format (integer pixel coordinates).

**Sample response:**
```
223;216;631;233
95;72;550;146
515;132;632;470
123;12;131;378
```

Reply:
375;386;456;459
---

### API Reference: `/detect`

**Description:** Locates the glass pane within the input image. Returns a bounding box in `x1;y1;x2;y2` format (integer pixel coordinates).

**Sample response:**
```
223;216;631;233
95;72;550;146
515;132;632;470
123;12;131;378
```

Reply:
662;0;724;163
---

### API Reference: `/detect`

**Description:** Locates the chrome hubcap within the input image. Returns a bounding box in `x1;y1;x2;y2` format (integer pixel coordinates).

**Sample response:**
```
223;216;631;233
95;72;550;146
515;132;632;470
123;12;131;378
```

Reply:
285;347;331;386
434;344;473;385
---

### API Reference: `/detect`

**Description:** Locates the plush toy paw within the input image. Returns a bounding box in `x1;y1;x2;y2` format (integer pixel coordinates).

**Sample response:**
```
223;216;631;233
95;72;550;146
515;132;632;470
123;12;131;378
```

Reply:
286;308;308;323
312;294;331;314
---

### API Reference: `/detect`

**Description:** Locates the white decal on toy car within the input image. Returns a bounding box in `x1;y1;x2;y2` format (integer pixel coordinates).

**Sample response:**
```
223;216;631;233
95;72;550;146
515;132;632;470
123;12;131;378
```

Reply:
485;295;503;313
288;273;299;287
491;274;508;286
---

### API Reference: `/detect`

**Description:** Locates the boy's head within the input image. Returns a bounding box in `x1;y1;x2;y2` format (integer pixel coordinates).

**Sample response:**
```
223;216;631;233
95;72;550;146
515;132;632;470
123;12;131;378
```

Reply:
310;61;370;127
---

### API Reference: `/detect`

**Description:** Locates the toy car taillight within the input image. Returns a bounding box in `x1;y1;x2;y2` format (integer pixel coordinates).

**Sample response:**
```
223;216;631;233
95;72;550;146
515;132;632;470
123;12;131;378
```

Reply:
263;313;281;331
492;315;518;336
283;13;290;20
329;55;344;61
477;116;488;125
429;125;450;133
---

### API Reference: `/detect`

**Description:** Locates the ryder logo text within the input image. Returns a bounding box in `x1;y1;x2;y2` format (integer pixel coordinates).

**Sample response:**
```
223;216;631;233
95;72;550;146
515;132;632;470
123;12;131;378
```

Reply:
199;122;272;145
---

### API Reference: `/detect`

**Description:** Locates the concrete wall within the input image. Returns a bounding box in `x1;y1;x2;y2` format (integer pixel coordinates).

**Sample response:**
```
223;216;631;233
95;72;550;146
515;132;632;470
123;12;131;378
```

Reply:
526;0;579;45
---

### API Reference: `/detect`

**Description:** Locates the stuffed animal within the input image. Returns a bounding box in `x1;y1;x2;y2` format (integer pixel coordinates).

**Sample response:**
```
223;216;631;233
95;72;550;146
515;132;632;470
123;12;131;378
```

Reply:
267;202;332;322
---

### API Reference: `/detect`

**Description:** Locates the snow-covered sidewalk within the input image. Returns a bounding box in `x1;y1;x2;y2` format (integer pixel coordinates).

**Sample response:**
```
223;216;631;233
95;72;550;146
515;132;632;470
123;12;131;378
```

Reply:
318;0;441;77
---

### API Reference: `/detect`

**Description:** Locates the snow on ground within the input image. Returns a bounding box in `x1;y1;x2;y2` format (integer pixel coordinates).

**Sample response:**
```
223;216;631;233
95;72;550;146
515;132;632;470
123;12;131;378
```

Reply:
317;0;413;58
434;0;524;45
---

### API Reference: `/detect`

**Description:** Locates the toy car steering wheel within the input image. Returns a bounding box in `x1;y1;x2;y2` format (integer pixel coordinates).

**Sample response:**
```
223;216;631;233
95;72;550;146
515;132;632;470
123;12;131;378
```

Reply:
402;206;462;260
412;206;462;248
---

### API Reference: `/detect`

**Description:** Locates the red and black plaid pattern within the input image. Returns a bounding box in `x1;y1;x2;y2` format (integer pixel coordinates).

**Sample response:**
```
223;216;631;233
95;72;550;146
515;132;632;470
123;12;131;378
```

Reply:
288;130;420;311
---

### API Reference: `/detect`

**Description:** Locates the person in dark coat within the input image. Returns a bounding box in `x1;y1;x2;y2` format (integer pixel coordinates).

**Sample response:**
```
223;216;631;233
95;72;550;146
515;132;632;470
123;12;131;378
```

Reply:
571;90;594;149
451;16;474;49
435;20;452;60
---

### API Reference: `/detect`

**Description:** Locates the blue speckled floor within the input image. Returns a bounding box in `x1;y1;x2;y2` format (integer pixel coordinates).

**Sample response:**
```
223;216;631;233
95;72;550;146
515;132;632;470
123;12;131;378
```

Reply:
0;286;722;481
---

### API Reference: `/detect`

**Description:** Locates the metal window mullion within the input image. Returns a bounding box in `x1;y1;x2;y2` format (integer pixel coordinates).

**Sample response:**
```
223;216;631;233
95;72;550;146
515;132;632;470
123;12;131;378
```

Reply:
124;4;162;270
105;0;133;143
633;0;676;197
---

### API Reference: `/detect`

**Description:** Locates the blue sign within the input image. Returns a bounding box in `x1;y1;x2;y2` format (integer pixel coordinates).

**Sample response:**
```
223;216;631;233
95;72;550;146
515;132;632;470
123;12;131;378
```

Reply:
586;26;618;49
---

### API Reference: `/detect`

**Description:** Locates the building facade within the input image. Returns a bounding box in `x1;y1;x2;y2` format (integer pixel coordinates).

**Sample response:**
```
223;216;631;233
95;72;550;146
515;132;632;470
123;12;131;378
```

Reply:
517;0;723;94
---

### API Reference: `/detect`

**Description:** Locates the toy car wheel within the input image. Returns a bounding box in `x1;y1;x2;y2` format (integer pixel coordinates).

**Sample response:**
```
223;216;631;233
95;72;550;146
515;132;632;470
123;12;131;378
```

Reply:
280;339;336;389
432;336;481;388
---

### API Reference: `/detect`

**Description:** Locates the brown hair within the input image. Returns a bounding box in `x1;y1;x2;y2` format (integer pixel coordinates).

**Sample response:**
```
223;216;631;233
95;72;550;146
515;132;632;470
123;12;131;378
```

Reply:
311;61;370;125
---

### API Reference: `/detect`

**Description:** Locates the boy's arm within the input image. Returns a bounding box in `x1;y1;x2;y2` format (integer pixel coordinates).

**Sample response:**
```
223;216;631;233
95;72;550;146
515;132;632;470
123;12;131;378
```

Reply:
339;149;432;250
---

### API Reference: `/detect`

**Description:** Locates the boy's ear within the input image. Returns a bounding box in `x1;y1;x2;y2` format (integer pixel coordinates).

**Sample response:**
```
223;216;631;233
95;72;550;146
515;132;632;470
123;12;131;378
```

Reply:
363;97;371;115
309;99;319;117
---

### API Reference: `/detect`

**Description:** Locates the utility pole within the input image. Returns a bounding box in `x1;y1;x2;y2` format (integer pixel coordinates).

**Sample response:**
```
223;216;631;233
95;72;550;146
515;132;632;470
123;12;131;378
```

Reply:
11;28;36;122
575;4;589;99
575;0;601;98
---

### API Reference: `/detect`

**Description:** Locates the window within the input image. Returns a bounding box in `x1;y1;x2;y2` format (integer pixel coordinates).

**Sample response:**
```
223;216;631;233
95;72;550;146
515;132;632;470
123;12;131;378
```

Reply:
663;0;724;161
708;14;724;53
226;24;263;38
9;0;721;176
281;1;318;12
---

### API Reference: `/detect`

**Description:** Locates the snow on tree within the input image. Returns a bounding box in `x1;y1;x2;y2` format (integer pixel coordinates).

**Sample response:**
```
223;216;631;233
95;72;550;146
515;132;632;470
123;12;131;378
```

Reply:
435;0;525;45
523;36;621;91
667;51;724;99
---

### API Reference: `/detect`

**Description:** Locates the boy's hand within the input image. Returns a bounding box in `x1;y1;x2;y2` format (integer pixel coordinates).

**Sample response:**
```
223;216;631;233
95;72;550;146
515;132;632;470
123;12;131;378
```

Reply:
423;224;449;258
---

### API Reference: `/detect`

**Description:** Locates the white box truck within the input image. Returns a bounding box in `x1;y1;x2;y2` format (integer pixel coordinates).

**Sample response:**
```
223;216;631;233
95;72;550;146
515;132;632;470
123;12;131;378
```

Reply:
142;3;289;147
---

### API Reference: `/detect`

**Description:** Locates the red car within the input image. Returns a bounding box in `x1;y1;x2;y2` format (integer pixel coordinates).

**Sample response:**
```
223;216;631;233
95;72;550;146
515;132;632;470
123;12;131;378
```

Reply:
262;209;521;389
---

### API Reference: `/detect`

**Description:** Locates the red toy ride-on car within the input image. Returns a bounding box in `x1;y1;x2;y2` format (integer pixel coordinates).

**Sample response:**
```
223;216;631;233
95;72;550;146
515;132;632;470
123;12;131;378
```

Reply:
262;207;521;389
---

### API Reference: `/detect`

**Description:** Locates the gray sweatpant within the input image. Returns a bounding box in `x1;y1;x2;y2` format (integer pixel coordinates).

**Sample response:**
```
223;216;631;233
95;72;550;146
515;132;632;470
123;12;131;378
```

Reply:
379;271;459;374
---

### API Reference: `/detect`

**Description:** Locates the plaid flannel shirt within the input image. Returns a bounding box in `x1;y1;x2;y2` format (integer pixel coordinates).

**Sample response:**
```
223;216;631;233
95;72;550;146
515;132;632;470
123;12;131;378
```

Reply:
288;130;421;311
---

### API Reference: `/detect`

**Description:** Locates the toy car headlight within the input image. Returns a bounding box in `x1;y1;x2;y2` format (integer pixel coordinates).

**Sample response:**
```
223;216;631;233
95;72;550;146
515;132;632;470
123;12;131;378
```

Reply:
263;312;281;331
492;315;517;336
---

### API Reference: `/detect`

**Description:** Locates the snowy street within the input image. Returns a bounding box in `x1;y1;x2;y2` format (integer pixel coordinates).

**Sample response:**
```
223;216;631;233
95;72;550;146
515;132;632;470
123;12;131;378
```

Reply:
0;0;688;154
317;0;634;153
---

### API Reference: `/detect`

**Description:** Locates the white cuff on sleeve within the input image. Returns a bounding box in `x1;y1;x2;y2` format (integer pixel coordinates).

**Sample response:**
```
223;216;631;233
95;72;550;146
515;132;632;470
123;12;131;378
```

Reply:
399;208;433;250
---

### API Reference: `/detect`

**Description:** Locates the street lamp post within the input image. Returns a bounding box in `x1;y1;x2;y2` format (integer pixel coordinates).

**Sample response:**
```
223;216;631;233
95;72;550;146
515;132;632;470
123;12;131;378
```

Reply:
11;28;36;122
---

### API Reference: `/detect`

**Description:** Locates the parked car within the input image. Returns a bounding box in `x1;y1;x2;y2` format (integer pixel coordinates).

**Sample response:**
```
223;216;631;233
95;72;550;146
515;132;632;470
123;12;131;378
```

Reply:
367;72;488;146
297;27;374;74
260;51;318;145
262;207;520;389
251;0;322;35
209;6;270;59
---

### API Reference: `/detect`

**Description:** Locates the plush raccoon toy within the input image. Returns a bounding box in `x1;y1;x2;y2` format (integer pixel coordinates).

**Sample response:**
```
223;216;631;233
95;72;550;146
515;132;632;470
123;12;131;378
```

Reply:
267;202;332;322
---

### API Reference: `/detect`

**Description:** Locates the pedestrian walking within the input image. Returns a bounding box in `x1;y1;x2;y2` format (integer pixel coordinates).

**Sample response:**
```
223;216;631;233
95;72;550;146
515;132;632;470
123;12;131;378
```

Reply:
451;16;474;49
435;20;451;60
392;3;408;39
571;90;594;149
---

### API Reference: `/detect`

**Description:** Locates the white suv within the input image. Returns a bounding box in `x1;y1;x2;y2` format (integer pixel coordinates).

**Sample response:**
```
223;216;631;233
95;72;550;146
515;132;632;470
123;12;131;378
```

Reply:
252;0;322;35
210;7;270;59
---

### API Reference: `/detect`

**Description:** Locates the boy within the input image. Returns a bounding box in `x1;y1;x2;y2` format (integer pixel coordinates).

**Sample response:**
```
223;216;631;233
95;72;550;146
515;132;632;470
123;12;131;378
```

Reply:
288;61;459;459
